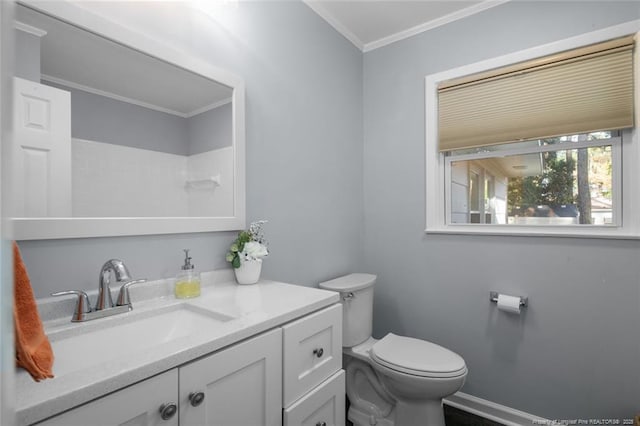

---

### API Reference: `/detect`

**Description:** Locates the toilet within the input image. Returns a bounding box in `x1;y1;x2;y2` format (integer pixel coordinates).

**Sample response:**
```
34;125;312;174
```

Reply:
319;273;467;426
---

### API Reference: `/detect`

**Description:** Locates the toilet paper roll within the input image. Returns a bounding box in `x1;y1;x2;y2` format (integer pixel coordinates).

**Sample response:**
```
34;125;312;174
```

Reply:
497;294;521;314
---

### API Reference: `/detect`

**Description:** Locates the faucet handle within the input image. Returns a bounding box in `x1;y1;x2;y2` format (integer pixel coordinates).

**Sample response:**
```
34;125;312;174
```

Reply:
52;290;92;322
115;279;147;307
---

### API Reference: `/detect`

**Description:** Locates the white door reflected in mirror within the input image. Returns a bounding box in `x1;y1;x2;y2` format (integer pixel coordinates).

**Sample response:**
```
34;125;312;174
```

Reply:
12;77;71;217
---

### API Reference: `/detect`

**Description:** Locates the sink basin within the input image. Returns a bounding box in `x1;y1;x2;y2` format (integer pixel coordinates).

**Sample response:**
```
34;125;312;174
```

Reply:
48;304;235;377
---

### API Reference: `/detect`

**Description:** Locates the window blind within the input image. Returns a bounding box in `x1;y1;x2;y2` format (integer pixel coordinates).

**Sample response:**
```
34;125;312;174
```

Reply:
438;35;635;152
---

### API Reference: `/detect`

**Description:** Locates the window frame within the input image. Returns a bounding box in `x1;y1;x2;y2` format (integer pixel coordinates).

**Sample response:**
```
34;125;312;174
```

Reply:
425;21;640;239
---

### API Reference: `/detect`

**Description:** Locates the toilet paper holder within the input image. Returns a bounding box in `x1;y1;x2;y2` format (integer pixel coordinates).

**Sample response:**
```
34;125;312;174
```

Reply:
489;291;528;307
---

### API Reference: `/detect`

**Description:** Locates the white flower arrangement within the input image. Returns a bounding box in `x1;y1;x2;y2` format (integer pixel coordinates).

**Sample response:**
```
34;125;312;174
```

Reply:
240;241;269;261
226;220;269;268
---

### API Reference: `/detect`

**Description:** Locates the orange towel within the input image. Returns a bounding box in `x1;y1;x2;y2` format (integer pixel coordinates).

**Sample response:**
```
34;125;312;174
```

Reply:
13;241;54;381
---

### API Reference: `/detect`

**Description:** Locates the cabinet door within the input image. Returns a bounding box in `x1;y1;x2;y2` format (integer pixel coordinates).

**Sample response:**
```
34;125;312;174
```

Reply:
283;370;345;426
179;328;282;426
282;304;342;407
36;370;178;426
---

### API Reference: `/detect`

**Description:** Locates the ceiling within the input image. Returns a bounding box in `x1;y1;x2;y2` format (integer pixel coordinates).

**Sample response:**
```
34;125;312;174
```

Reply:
16;4;233;117
14;1;508;113
304;0;508;52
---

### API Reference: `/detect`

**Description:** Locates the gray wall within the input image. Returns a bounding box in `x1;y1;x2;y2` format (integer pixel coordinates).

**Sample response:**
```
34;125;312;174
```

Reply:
188;103;232;155
43;81;233;156
44;81;189;155
15;29;39;82
363;0;640;420
18;1;363;297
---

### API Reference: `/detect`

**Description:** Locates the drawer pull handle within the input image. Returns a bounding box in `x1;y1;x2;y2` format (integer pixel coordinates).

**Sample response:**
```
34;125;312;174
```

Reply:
159;402;177;420
316;422;327;426
189;391;206;407
313;348;324;358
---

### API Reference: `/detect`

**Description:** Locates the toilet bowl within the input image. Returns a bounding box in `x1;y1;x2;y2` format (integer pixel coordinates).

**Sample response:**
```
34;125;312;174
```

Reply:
319;274;467;426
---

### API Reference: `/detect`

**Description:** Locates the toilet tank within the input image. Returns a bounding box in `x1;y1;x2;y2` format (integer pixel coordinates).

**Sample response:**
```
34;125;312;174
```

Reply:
319;273;376;347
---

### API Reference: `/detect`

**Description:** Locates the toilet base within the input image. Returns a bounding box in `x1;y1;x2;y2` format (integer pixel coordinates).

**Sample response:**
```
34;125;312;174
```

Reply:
344;336;466;426
394;399;445;426
348;405;395;426
345;356;395;426
348;398;445;426
344;354;450;426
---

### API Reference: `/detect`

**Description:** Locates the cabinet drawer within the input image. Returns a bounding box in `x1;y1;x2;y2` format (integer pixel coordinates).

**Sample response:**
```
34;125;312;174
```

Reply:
283;370;345;426
282;304;342;407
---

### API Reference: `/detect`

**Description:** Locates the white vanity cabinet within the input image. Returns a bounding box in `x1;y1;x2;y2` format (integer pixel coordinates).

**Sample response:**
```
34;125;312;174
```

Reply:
36;329;282;426
282;304;345;426
36;369;179;426
30;301;344;426
179;328;282;426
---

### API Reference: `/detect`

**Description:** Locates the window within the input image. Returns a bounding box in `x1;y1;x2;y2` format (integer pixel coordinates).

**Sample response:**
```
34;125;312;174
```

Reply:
446;131;619;226
425;24;640;237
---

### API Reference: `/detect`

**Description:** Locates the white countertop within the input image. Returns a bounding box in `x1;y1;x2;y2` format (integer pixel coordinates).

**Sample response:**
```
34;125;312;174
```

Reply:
15;272;339;425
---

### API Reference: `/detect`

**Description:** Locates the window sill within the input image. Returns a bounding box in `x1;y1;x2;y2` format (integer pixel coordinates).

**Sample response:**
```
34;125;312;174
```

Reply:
425;225;640;240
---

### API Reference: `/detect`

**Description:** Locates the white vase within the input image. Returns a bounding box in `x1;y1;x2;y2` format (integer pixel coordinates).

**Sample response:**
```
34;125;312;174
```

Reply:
234;259;262;285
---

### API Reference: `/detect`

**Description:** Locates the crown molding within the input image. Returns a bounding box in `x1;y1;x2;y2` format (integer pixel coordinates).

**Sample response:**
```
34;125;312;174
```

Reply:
14;21;47;37
305;0;511;53
186;98;232;118
303;0;364;51
41;74;188;117
41;74;228;118
363;0;511;52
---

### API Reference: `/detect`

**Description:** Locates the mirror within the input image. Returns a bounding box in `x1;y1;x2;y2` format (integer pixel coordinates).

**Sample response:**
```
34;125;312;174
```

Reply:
12;1;245;239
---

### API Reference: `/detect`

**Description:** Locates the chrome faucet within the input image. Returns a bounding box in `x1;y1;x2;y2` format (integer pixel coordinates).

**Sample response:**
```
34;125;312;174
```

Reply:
52;259;146;322
97;259;132;310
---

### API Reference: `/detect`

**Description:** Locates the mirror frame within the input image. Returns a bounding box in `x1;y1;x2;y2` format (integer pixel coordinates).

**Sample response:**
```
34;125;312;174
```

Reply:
13;0;246;239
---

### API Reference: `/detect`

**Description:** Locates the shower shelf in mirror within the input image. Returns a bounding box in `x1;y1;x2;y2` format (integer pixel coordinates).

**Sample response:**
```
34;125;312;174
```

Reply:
186;175;222;189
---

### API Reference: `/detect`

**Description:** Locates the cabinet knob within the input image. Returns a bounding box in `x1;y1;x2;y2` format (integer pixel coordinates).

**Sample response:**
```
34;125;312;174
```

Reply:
189;391;206;407
159;402;177;420
313;348;324;358
316;422;327;426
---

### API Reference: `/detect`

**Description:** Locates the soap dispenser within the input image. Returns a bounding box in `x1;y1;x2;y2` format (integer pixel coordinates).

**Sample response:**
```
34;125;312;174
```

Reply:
175;249;201;299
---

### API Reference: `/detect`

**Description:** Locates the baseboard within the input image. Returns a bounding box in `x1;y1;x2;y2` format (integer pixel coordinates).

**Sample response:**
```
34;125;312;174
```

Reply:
444;392;549;426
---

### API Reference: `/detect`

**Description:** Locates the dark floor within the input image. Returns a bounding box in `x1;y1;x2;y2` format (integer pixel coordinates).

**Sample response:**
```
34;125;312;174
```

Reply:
345;399;506;425
444;404;506;426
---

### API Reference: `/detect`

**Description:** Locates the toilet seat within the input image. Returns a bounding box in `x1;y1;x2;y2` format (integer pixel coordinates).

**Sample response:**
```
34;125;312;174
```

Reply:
370;333;467;378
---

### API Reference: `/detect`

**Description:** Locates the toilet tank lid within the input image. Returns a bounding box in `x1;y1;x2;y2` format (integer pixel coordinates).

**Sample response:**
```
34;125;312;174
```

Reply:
318;273;376;292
